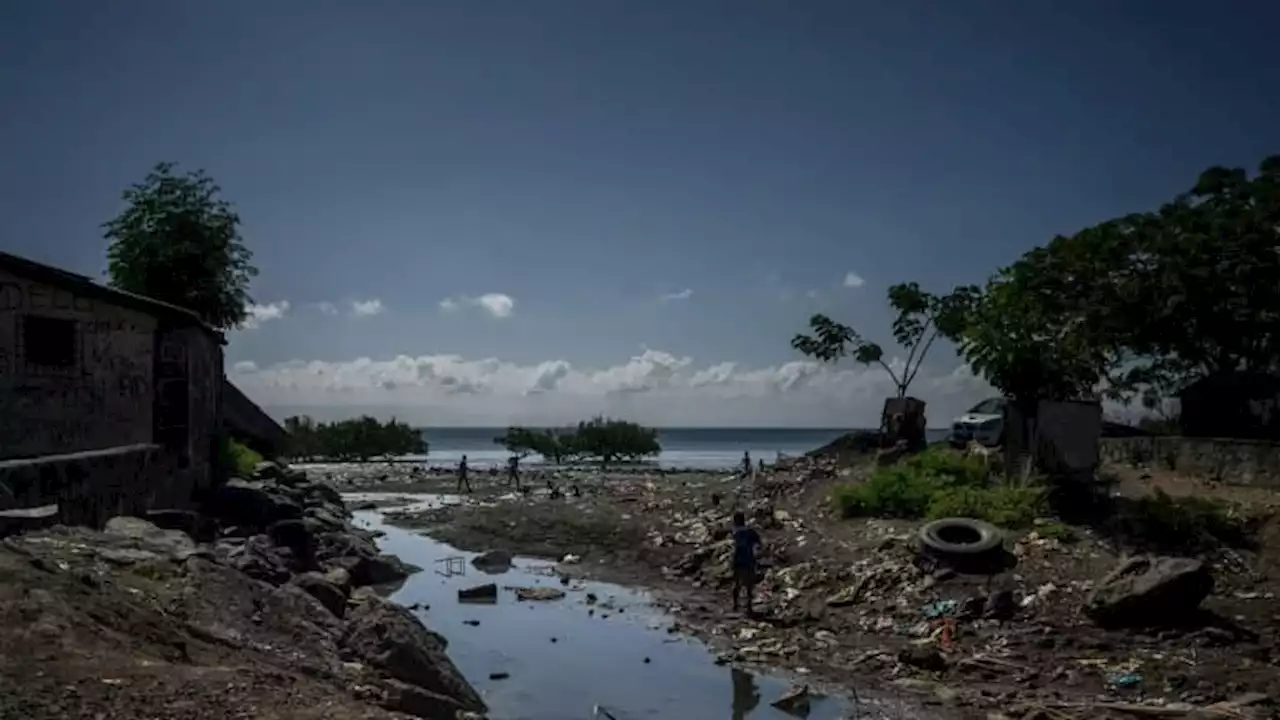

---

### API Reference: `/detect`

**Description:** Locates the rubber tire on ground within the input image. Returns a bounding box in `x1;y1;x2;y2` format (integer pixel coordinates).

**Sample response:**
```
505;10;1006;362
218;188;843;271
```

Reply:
918;517;1003;557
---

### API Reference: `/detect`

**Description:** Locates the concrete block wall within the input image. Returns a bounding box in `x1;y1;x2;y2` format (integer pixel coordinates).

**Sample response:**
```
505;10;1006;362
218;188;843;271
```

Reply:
1100;436;1280;488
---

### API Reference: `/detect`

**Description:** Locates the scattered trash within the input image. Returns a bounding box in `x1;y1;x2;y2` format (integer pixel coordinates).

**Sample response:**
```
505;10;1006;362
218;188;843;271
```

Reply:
922;599;959;619
512;586;566;601
462;619;480;626
1110;672;1143;689
488;671;510;680
562;554;581;564
458;583;498;602
436;556;466;577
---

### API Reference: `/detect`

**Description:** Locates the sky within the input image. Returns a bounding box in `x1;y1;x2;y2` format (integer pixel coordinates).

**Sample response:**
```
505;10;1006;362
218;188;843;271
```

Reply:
2;1;1277;427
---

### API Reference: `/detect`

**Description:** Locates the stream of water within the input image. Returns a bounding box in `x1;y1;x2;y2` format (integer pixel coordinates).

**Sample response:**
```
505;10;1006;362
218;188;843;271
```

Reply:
351;497;855;720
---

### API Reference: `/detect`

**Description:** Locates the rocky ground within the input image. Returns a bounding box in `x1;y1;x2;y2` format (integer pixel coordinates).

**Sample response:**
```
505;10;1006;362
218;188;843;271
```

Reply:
0;463;485;720
335;452;1280;720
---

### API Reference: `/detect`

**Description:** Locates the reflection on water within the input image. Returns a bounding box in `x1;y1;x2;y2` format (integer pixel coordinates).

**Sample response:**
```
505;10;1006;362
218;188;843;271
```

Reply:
350;497;853;720
731;668;762;720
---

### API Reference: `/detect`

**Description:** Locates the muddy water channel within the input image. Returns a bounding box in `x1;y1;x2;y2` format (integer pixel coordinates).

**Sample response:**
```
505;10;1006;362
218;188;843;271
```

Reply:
350;495;860;720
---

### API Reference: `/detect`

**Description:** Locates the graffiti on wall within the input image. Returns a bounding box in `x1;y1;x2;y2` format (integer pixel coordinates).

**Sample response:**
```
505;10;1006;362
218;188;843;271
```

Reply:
0;281;95;314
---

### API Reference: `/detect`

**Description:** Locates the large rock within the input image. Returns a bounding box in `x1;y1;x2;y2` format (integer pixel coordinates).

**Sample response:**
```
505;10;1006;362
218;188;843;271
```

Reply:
217;534;292;585
471;549;513;573
142;509;217;543
205;478;303;530
291;571;349;618
102;516;200;561
380;679;475;719
341;597;485;714
268;519;318;570
1085;555;1214;628
347;553;421;587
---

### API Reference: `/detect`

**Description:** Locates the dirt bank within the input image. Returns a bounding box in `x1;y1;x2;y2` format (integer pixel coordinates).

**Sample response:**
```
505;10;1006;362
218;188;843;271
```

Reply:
0;463;484;720
346;458;1280;720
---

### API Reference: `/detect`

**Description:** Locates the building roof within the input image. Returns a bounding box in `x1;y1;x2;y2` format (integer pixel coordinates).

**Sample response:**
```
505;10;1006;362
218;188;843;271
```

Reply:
0;250;222;337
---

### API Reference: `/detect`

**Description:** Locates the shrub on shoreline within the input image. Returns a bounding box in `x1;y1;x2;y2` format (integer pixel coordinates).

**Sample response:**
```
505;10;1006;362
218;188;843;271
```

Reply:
832;446;1047;528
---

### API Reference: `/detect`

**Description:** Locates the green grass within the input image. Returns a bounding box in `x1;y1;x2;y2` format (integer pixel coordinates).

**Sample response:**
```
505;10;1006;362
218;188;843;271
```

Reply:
222;437;264;478
831;446;1047;528
1117;489;1252;550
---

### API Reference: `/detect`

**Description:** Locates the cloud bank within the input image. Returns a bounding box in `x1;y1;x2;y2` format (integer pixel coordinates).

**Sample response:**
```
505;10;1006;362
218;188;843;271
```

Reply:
231;349;993;427
242;301;290;329
440;293;516;318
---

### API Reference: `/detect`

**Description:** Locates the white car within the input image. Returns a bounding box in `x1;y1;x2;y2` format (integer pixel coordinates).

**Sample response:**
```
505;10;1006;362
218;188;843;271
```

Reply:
950;398;1007;447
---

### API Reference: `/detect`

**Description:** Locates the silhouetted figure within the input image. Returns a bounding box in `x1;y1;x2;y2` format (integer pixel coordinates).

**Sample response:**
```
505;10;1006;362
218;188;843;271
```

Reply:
731;511;763;614
507;455;521;490
457;455;471;493
741;451;752;479
757;458;765;474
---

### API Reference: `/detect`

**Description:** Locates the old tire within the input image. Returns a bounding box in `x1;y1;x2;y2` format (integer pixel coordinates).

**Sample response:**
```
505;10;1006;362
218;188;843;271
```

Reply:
919;518;1002;558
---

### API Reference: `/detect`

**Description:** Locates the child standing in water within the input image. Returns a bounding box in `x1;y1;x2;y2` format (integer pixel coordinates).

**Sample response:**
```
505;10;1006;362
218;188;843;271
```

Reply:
731;511;763;614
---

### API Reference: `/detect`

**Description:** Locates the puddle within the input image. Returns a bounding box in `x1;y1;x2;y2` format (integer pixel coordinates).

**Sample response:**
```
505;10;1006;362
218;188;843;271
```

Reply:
352;500;856;720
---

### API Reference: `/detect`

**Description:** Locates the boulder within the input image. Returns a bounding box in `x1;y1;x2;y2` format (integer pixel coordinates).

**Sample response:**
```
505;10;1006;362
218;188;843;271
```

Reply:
471;550;513;573
348;553;421;587
1085;555;1213;628
102;516;200;560
205;478;303;530
291;571;349;618
218;534;292;585
142;509;216;543
324;566;353;592
341;597;485;713
268;519;318;570
380;679;476;719
253;460;287;481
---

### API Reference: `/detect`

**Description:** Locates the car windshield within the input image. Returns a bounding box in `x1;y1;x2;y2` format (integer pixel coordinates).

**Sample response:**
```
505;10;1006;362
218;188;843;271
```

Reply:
968;399;1005;415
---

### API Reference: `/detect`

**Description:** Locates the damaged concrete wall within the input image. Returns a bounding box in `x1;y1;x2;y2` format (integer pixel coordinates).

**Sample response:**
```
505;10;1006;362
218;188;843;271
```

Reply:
0;268;157;460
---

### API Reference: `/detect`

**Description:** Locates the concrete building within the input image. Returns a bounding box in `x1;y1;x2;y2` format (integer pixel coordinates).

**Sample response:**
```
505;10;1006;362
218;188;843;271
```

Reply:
0;250;276;529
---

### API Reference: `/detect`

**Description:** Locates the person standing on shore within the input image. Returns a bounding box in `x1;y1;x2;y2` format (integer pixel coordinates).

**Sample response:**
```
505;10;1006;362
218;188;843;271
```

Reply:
507;455;520;491
741;451;752;480
457;455;471;493
731;511;762;614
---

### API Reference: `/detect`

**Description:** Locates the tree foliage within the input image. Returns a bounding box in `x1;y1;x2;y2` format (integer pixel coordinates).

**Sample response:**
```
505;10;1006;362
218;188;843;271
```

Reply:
952;155;1280;409
103;162;258;329
792;283;972;397
493;419;660;467
574;416;661;467
493;426;578;463
282;415;427;462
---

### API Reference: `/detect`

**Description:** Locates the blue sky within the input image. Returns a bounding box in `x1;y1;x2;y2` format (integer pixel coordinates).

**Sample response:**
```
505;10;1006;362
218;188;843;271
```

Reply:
2;1;1276;426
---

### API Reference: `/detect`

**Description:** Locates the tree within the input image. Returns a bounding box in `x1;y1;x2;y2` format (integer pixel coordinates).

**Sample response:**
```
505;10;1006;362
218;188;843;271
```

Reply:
792;283;972;397
282;415;427;462
571;416;660;468
953;155;1280;411
492;427;579;464
103;162;258;329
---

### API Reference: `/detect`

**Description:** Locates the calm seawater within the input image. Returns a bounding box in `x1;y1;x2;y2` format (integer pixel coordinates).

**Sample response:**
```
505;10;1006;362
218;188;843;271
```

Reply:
409;427;951;470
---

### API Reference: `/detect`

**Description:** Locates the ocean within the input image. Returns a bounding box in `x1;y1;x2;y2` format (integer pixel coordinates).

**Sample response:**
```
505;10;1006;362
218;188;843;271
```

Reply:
410;426;953;470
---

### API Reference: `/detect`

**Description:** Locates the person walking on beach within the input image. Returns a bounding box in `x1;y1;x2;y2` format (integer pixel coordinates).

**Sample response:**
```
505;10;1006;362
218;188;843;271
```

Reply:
457;455;472;493
741;451;752;480
731;511;763;615
507;455;521;491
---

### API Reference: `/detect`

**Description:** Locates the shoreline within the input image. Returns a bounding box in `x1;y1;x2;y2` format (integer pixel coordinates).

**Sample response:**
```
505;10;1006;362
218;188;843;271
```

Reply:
333;460;1280;720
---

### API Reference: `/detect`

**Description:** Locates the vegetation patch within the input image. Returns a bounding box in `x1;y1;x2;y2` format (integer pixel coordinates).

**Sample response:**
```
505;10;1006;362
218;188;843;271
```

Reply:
494;417;660;468
1114;489;1255;552
832;446;1047;528
222;437;264;477
283;415;427;462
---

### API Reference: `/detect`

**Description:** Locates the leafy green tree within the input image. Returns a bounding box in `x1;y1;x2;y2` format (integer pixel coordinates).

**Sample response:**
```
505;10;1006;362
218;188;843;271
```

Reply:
282;415;427;462
792;283;972;397
952;155;1280;411
494;427;580;464
572;416;660;468
103;162;258;329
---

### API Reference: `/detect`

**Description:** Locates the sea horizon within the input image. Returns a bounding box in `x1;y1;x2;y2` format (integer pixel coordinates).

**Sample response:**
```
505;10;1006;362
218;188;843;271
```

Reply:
359;425;954;470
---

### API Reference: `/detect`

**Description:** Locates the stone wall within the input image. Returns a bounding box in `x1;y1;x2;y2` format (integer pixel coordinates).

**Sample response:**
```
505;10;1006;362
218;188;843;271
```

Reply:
0;267;157;459
1100;436;1280;488
0;444;177;529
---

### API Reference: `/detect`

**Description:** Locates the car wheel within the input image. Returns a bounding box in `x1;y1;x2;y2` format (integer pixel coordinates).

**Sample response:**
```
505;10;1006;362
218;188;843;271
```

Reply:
918;517;1003;557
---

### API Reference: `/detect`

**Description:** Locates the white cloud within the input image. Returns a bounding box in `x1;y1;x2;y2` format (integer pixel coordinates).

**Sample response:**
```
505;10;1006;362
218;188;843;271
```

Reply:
242;301;290;330
315;301;339;316
229;348;993;427
350;299;385;317
842;271;865;289
660;288;693;302
439;293;515;319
